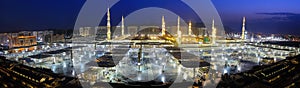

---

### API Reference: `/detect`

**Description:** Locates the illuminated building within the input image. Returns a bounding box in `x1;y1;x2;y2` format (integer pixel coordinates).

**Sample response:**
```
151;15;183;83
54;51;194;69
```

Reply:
19;31;32;36
0;56;80;88
79;27;91;37
203;37;210;44
12;36;37;47
40;30;54;43
32;31;38;37
95;26;107;41
218;55;300;88
52;34;65;42
0;33;11;47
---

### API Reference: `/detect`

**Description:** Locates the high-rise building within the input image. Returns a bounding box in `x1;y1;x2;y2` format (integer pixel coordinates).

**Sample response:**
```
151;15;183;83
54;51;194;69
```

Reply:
79;27;91;37
95;26;107;41
0;33;10;48
43;31;54;43
32;31;38;37
19;31;33;36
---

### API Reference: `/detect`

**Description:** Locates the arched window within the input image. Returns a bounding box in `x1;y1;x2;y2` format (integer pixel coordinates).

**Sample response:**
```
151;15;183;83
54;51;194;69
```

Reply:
20;40;24;46
30;39;34;45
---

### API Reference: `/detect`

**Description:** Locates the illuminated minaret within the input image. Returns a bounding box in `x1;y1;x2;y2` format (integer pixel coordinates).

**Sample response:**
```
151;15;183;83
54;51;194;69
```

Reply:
106;8;111;40
121;16;125;36
211;19;216;44
162;16;166;36
177;16;182;45
188;21;192;36
241;17;246;40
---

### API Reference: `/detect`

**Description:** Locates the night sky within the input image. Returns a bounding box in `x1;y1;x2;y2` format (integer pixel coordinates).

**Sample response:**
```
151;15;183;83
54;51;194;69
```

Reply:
1;0;300;35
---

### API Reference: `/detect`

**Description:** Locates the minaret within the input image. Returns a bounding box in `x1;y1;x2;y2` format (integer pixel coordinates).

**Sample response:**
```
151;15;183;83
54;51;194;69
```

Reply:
106;8;111;40
211;19;216;44
121;16;125;36
188;21;192;36
177;16;182;45
162;16;166;36
241;17;246;40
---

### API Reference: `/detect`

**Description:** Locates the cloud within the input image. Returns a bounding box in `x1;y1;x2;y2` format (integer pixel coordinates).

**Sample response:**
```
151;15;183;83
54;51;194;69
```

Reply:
256;12;299;16
256;12;300;22
251;12;300;35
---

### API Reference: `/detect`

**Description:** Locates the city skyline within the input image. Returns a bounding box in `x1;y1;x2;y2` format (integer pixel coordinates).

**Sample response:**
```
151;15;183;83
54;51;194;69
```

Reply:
1;0;300;35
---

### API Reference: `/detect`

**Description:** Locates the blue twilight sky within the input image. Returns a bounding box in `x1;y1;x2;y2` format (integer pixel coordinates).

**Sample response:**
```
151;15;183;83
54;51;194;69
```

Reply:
0;0;300;35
